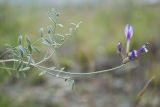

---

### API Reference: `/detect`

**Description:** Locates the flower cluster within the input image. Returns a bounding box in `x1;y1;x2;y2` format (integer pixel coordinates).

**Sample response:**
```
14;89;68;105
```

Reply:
117;24;149;64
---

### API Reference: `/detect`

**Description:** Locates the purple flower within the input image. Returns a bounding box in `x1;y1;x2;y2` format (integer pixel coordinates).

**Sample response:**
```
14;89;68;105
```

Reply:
125;24;133;41
117;42;122;53
119;24;149;63
129;49;137;60
137;44;148;56
128;43;149;61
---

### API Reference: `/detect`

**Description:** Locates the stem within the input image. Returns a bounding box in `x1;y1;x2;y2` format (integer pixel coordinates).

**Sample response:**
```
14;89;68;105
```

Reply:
126;40;130;54
35;48;55;65
32;62;125;79
0;66;16;70
0;59;16;63
0;59;125;79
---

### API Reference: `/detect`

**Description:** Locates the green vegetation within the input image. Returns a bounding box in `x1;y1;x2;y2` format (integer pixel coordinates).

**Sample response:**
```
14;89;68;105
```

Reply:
0;1;160;107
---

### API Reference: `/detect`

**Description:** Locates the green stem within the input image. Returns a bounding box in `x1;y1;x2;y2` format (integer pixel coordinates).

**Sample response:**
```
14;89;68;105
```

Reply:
0;66;16;70
0;59;125;79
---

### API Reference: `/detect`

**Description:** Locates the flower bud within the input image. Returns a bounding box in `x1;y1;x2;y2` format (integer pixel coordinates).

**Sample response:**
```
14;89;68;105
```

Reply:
125;24;133;41
117;42;122;53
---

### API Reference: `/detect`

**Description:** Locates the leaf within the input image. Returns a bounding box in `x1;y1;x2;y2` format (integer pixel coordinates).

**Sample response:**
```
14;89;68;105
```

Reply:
47;26;54;34
60;67;65;72
31;58;35;64
27;44;32;54
69;28;73;34
17;61;23;71
65;34;71;37
65;79;75;90
18;35;23;45
51;41;61;47
57;24;63;28
26;36;31;44
42;38;52;46
75;21;82;30
27;56;32;66
19;67;30;72
48;17;56;24
55;12;60;17
48;29;51;34
40;27;44;37
32;46;40;53
48;67;56;70
39;71;47;76
70;23;76;26
19;48;24;58
56;34;64;38
18;46;26;58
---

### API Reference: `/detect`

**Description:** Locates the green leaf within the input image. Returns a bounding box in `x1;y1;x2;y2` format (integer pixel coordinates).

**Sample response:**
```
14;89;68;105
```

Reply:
18;46;26;58
17;61;23;71
27;55;35;65
26;36;31;44
19;67;30;72
57;24;63;28
42;38;51;46
48;29;51;34
27;56;32;66
31;58;35;64
47;26;54;34
65;79;75;90
32;46;40;53
14;46;25;58
40;27;44;37
27;45;32;54
19;48;24;58
18;35;23;45
48;67;56;70
39;71;47;76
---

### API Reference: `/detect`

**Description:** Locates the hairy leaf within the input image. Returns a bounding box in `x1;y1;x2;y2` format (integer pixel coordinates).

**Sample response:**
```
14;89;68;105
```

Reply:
32;46;40;53
27;44;32;54
18;35;23;45
65;79;75;90
17;61;23;71
42;38;52;46
19;67;30;72
40;27;44;37
39;71;47;76
26;36;31;44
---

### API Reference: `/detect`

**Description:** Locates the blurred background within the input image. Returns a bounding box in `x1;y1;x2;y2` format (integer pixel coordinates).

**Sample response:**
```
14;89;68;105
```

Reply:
0;0;160;107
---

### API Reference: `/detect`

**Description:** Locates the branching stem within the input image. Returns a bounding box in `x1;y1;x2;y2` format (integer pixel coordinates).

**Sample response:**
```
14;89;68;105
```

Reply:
0;59;125;79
